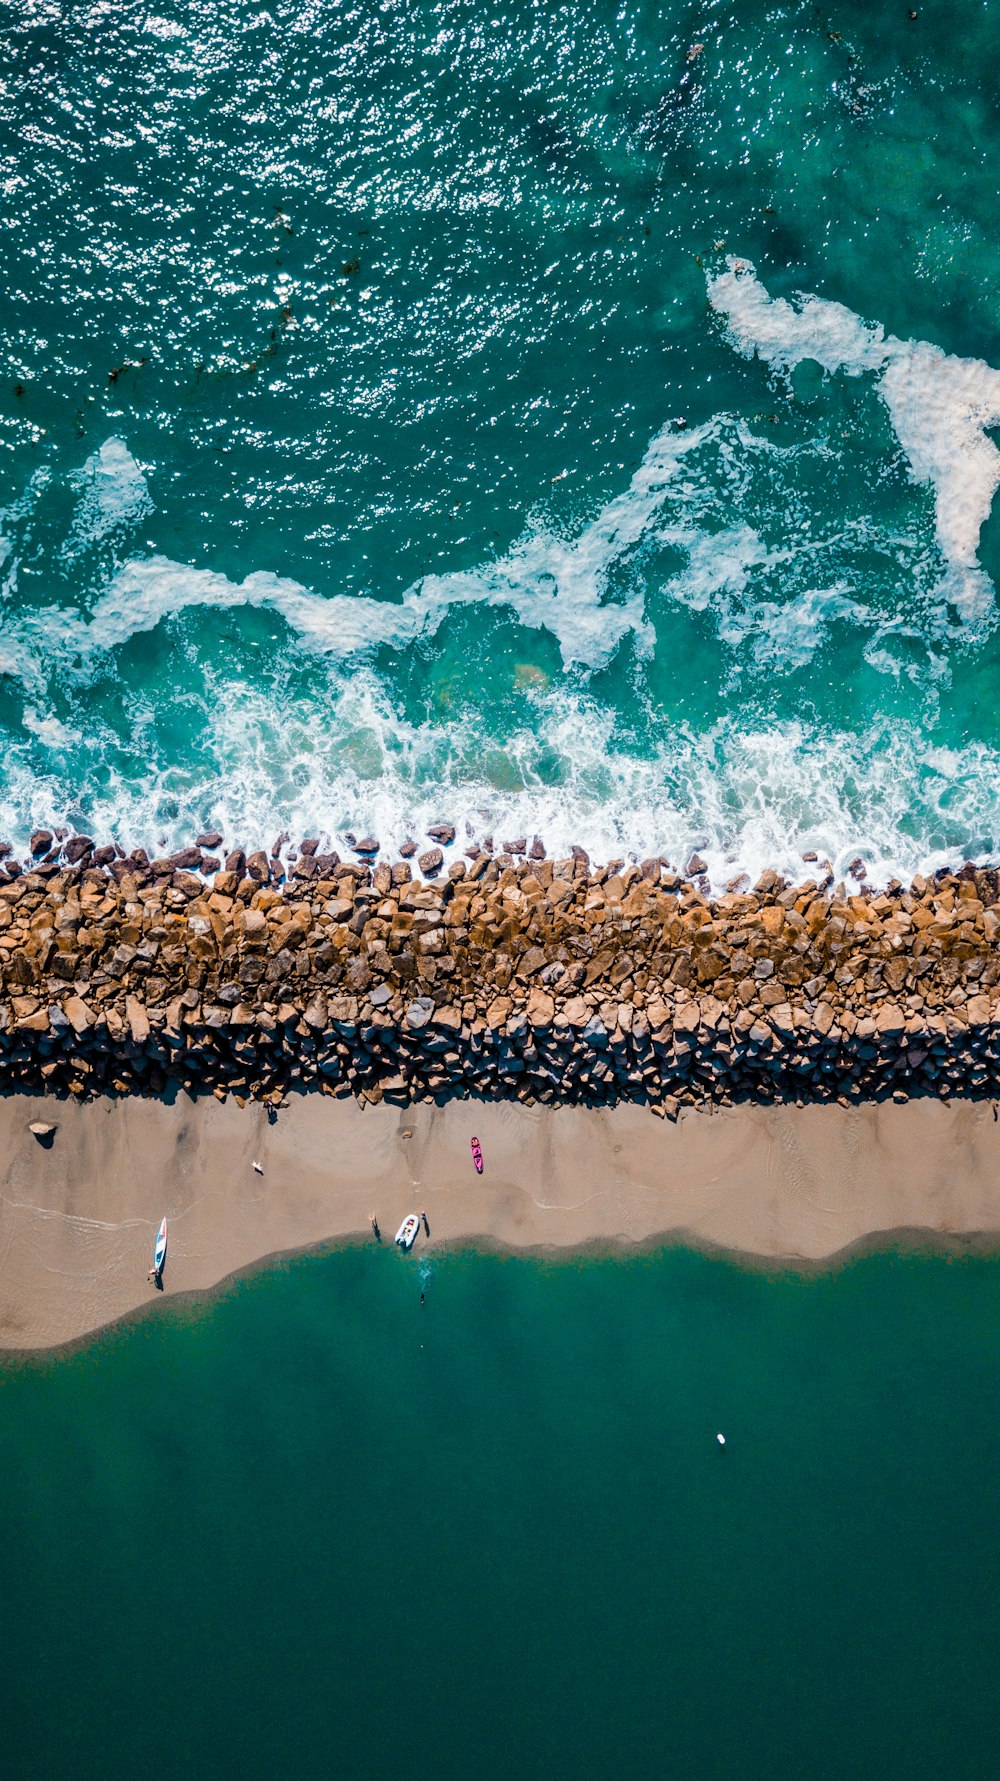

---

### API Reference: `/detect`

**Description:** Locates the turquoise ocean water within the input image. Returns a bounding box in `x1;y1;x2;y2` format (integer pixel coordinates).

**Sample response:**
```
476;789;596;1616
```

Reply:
3;1245;1000;1778
4;0;1000;879
7;17;1000;1774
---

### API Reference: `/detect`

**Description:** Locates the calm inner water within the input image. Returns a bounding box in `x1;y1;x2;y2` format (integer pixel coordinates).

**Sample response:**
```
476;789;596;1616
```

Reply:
2;1245;999;1779
3;0;1000;877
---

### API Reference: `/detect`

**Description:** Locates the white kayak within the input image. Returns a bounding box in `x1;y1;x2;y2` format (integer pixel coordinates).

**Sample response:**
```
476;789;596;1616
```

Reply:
152;1217;168;1276
394;1213;420;1251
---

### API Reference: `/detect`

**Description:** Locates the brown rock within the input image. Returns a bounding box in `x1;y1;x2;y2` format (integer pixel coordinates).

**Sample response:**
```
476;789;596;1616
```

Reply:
873;1002;905;1037
125;995;150;1043
62;994;96;1033
525;990;555;1028
303;994;328;1030
418;847;444;877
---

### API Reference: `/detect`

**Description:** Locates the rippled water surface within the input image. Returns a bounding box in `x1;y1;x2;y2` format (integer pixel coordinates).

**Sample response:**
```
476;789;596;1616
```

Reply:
3;0;1000;876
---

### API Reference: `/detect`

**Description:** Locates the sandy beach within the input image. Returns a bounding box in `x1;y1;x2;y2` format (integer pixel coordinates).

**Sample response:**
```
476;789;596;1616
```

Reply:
1;1091;999;1350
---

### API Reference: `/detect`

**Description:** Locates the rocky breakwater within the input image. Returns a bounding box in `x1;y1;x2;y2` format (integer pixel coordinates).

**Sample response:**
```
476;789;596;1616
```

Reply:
0;846;999;1113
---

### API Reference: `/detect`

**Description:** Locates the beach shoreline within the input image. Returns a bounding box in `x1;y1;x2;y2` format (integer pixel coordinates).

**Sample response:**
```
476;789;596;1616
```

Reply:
4;1091;1000;1352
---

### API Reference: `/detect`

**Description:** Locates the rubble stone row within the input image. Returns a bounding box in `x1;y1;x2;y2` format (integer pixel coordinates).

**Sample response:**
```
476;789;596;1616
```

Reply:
1;843;999;1113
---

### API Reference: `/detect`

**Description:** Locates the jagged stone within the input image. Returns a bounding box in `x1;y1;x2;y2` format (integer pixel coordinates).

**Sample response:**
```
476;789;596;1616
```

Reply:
0;847;988;1109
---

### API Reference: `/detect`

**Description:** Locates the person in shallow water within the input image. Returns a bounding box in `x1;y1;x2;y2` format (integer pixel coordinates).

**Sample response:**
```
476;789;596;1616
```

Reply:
371;1213;381;1241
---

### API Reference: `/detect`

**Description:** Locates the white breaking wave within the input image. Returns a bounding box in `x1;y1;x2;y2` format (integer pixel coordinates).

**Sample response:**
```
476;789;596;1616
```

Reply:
0;422;711;681
1;669;999;887
0;318;994;883
708;258;1000;620
0;408;940;688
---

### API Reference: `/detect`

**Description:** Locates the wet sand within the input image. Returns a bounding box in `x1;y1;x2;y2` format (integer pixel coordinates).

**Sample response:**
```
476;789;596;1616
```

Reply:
2;1093;1000;1351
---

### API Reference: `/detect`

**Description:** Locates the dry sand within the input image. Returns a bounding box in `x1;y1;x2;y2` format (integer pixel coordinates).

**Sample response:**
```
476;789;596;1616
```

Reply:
2;1092;1000;1351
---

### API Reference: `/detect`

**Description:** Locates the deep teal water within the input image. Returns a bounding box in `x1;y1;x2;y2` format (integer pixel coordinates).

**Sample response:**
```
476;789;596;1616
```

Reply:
2;1245;1000;1779
3;1;1000;877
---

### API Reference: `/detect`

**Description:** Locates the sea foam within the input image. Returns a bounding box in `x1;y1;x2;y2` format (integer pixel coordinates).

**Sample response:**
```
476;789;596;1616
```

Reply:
0;313;995;883
708;259;1000;620
20;420;706;677
0;665;998;888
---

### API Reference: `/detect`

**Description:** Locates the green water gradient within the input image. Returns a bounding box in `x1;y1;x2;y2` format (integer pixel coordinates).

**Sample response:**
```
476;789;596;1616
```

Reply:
2;1245;1000;1778
2;1;1000;868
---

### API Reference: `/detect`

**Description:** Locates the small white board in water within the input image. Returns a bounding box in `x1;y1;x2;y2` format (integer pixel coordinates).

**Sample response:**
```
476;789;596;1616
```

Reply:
394;1214;420;1251
717;1433;726;1445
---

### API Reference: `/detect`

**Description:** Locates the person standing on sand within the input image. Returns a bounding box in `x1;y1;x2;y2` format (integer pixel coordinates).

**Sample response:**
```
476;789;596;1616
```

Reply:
421;1210;429;1236
371;1213;381;1241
